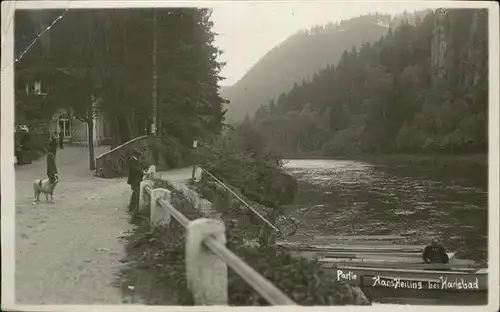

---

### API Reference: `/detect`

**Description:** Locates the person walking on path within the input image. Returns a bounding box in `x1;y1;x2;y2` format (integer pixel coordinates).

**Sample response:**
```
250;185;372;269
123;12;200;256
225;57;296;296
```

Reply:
47;152;58;183
49;134;58;155
59;131;64;149
20;131;32;164
127;149;144;213
15;135;22;165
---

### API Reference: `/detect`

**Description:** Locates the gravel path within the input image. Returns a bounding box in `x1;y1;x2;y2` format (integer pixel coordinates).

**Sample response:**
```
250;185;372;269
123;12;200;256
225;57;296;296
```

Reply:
155;167;193;183
15;146;134;304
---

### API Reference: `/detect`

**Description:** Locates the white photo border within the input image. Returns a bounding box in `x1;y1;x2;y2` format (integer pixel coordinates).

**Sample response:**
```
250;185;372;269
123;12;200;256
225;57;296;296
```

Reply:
2;1;499;312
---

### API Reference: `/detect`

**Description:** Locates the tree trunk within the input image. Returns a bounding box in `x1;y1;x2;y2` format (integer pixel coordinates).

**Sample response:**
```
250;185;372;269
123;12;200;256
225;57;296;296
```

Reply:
152;8;158;134
110;114;120;148
88;118;96;170
127;114;135;139
130;112;138;137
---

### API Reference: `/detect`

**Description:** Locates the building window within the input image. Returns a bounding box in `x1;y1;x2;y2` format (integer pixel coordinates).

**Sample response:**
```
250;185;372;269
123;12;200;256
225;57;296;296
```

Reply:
34;81;42;95
25;80;48;96
58;114;71;138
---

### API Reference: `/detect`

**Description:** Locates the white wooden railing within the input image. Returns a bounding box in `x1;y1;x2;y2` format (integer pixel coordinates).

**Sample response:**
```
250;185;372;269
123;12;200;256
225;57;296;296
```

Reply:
197;167;280;232
138;180;297;306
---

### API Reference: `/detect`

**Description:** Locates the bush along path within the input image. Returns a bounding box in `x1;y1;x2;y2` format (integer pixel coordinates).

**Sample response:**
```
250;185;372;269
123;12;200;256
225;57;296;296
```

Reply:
115;177;371;306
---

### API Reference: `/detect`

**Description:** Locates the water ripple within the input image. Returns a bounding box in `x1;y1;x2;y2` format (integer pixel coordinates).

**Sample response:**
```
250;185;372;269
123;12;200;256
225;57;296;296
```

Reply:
283;158;488;261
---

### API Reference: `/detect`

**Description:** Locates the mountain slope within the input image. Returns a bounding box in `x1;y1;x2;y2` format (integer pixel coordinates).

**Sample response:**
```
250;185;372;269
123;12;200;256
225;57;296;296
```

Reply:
222;14;393;123
248;8;488;155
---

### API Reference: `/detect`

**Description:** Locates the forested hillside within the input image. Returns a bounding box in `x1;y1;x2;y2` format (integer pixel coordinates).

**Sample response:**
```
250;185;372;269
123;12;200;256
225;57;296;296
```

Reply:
222;11;429;122
250;8;488;156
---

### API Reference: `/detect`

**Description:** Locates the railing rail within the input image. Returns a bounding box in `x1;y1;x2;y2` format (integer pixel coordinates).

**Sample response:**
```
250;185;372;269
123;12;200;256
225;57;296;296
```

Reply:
202;235;296;305
141;183;297;305
95;135;150;160
198;167;280;232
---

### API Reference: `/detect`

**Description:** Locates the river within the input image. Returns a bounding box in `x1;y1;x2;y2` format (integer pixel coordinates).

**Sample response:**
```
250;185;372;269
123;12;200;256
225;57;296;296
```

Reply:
282;157;488;261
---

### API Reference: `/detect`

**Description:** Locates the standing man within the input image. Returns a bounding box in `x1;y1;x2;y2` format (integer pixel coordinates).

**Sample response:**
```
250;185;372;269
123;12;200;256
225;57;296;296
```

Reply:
49;133;58;155
15;134;22;165
22;131;32;164
47;152;58;183
127;149;144;213
59;131;64;149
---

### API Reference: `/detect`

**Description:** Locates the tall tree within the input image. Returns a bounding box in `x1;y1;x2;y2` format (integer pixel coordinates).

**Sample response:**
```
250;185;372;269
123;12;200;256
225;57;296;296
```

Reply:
16;8;227;166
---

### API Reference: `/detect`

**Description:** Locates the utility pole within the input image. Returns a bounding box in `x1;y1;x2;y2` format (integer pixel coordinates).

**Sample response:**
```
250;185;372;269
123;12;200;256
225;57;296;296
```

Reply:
151;8;158;135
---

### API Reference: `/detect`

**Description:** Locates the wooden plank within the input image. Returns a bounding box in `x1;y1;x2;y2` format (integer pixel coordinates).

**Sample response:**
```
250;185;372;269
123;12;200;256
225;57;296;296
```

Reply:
316;251;423;259
321;260;480;271
374;297;442;305
319;256;475;265
319;254;472;262
368;288;488;305
320;255;424;263
313;235;406;241
331;265;488;276
316;252;468;264
278;242;426;249
308;239;405;246
278;244;426;253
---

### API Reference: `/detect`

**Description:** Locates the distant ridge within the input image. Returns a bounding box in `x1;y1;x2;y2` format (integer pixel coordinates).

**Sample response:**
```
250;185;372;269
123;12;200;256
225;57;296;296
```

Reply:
222;11;429;123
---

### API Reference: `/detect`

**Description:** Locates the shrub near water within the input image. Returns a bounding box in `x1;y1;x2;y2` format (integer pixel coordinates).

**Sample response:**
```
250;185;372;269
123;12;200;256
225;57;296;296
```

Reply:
117;179;369;305
196;123;300;247
197;122;296;207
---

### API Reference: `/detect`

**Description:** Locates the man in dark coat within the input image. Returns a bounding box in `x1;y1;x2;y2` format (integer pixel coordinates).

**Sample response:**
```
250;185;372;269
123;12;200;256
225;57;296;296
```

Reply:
127;149;144;213
422;239;449;264
47;152;58;183
59;131;64;149
20;132;32;164
49;134;58;155
15;135;22;165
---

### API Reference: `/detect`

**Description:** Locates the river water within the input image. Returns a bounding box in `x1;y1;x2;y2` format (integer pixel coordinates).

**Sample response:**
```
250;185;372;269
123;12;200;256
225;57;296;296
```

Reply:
282;158;488;261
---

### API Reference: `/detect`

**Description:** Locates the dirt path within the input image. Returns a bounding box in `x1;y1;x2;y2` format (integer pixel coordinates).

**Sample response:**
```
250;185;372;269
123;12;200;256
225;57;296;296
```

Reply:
15;146;134;304
155;167;193;183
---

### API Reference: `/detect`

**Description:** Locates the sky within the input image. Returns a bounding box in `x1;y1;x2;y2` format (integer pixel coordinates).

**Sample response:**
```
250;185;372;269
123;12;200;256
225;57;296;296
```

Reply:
210;1;443;87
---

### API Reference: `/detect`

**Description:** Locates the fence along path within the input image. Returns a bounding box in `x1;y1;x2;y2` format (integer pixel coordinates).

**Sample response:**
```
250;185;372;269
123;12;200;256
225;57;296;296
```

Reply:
138;176;297;305
198;167;280;232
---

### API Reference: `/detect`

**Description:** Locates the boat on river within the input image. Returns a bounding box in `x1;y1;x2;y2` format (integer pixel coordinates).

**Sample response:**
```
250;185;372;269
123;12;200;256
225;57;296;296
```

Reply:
276;235;488;305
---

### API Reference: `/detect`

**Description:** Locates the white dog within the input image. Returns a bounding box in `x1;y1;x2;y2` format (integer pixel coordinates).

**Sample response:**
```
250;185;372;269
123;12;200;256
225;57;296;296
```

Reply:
144;165;156;180
33;175;59;203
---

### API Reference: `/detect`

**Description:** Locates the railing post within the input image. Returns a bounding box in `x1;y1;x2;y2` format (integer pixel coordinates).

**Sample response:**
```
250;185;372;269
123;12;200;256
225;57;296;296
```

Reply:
139;180;154;213
185;218;228;305
193;165;203;182
150;188;171;228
